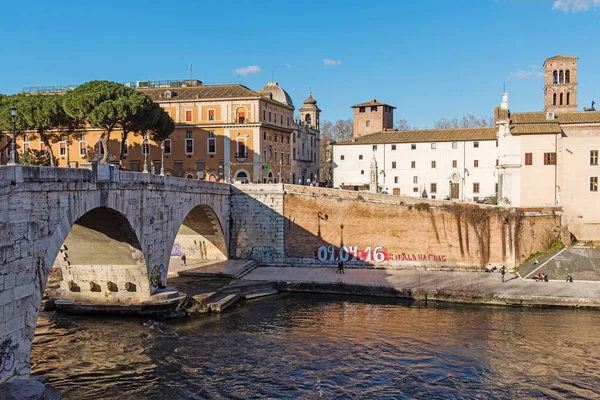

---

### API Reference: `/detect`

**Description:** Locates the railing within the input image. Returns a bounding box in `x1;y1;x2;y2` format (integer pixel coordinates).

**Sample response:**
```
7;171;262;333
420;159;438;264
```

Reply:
235;152;248;159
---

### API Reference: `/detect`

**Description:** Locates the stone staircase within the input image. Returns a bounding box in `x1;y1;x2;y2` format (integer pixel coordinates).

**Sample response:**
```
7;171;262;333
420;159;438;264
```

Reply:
190;279;278;313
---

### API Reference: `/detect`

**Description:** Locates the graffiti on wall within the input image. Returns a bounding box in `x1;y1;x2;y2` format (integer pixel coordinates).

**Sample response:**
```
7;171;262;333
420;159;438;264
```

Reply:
0;337;19;381
314;245;447;264
171;241;222;259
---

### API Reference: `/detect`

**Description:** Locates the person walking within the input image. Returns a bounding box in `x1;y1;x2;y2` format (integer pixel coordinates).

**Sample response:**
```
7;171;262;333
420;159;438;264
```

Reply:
501;266;506;283
337;259;345;274
181;254;187;266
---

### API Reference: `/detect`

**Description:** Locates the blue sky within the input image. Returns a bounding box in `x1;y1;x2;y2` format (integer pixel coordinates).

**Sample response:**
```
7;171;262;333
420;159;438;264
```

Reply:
0;0;598;128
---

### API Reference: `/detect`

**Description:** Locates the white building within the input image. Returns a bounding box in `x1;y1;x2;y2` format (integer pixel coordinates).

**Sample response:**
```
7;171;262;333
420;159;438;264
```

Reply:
333;128;498;201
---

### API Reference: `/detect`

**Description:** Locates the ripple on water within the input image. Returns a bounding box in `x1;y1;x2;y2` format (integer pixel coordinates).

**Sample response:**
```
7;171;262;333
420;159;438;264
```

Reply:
31;295;600;399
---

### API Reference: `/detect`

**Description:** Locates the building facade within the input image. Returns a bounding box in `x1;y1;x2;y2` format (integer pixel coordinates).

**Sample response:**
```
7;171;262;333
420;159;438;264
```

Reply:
6;80;321;184
351;99;395;138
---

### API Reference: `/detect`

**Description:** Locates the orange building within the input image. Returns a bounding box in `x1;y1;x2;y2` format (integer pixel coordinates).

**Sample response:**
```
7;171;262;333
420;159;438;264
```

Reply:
9;80;321;183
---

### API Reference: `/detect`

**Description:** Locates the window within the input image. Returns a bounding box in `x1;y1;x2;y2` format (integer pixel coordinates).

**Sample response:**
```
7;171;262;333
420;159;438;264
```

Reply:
372;145;377;151
431;143;436;149
591;150;599;166
431;160;436;168
366;120;371;128
59;141;67;156
208;130;215;138
263;132;267;140
391;144;396;150
411;144;416;150
553;93;557;106
430;183;437;193
79;141;87;156
392;161;397;169
452;142;457;149
268;111;272;122
281;135;284;143
208;109;215;121
274;151;277;163
287;135;290;144
591;177;599;192
413;187;418;193
496;140;498;147
474;141;479;148
525;153;533;166
361;170;364;175
371;106;377;112
287;153;290;165
142;140;150;156
185;131;194;154
185;110;192;122
544;152;556;165
237;138;247;158
287;116;290;126
413;176;418;184
474;160;479;168
567;93;570;105
22;141;30;152
208;138;216;154
473;183;480;193
359;107;365;113
452;160;457;168
80;134;86;141
274;134;278;142
394;176;399;183
411;161;416;169
164;139;171;155
281;115;283;124
496;159;499;166
263;110;266;120
274;113;277;123
359;155;363;160
121;140;129;156
340;155;345;161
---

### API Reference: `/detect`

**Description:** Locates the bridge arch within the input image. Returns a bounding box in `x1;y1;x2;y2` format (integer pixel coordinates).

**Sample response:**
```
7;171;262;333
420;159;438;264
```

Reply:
166;203;228;273
51;206;150;303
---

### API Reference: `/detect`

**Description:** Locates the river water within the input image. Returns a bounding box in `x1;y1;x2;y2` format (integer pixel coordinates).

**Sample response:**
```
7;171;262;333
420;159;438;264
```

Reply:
32;293;600;399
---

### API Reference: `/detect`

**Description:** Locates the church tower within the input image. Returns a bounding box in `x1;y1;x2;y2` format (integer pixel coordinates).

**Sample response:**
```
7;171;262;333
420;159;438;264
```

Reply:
299;91;321;130
544;55;578;114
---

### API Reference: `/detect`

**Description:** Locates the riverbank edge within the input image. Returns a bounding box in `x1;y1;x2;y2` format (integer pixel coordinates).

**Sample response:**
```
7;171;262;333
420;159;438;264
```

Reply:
268;280;600;309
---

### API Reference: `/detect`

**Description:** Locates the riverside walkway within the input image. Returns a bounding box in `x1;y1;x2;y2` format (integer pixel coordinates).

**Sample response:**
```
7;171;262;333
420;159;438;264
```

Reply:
241;267;600;308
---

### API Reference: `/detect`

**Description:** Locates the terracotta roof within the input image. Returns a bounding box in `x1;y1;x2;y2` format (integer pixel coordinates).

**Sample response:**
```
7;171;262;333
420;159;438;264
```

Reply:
557;111;600;124
335;127;497;145
510;123;562;135
139;84;261;102
509;111;600;125
351;99;396;109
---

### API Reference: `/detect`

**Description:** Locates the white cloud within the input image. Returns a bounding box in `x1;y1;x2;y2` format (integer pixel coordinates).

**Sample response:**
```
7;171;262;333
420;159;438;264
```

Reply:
509;66;544;79
285;63;292;69
324;59;342;66
552;0;600;12
234;65;262;76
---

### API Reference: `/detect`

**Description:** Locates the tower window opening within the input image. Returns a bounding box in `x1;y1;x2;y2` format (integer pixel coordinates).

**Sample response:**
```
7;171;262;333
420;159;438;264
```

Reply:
567;92;570;105
553;71;558;84
553;93;557;106
559;70;564;84
560;93;563;106
565;70;570;84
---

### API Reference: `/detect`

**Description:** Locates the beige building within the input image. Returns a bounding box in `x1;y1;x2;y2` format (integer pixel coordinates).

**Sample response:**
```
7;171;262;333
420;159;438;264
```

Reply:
497;55;600;240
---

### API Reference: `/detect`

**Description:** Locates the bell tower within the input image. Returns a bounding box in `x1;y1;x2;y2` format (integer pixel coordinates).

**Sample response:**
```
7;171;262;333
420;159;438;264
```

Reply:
299;91;321;130
544;55;578;114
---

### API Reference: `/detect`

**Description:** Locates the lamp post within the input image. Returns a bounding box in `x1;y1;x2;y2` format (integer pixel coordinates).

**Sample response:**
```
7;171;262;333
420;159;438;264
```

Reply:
142;133;149;173
160;140;165;176
8;106;18;165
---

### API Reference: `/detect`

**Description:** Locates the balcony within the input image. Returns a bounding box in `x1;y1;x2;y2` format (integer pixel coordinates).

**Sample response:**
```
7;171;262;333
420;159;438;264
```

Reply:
235;152;248;160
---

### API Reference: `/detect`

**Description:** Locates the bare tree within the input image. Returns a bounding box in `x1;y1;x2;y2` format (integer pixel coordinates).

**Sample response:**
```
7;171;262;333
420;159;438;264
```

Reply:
433;114;494;129
319;118;353;182
394;119;412;130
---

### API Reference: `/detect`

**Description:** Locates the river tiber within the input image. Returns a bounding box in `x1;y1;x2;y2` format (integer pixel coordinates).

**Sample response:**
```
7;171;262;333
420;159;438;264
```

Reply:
2;2;600;397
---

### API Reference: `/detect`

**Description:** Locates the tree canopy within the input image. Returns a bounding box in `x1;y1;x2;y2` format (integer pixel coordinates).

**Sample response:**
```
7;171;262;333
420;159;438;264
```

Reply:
319;118;353;182
63;80;172;164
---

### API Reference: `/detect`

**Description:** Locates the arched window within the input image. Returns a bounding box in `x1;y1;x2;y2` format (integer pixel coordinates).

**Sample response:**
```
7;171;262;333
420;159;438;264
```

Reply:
565;70;570;84
185;173;194;180
553;93;557;105
305;114;311;125
560;93;563;105
559;70;564;84
553;71;558;84
567;92;570;105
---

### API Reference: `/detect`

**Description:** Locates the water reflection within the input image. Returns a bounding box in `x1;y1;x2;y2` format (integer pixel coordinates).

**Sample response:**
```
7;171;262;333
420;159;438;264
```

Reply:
32;294;600;399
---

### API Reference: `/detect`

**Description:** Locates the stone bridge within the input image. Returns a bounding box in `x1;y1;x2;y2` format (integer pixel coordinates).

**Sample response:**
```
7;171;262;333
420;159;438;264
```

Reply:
0;165;563;384
0;165;230;382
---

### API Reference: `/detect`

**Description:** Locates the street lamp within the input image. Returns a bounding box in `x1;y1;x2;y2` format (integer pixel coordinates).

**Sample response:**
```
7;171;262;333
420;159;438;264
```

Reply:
160;140;165;176
8;106;19;165
142;133;149;173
